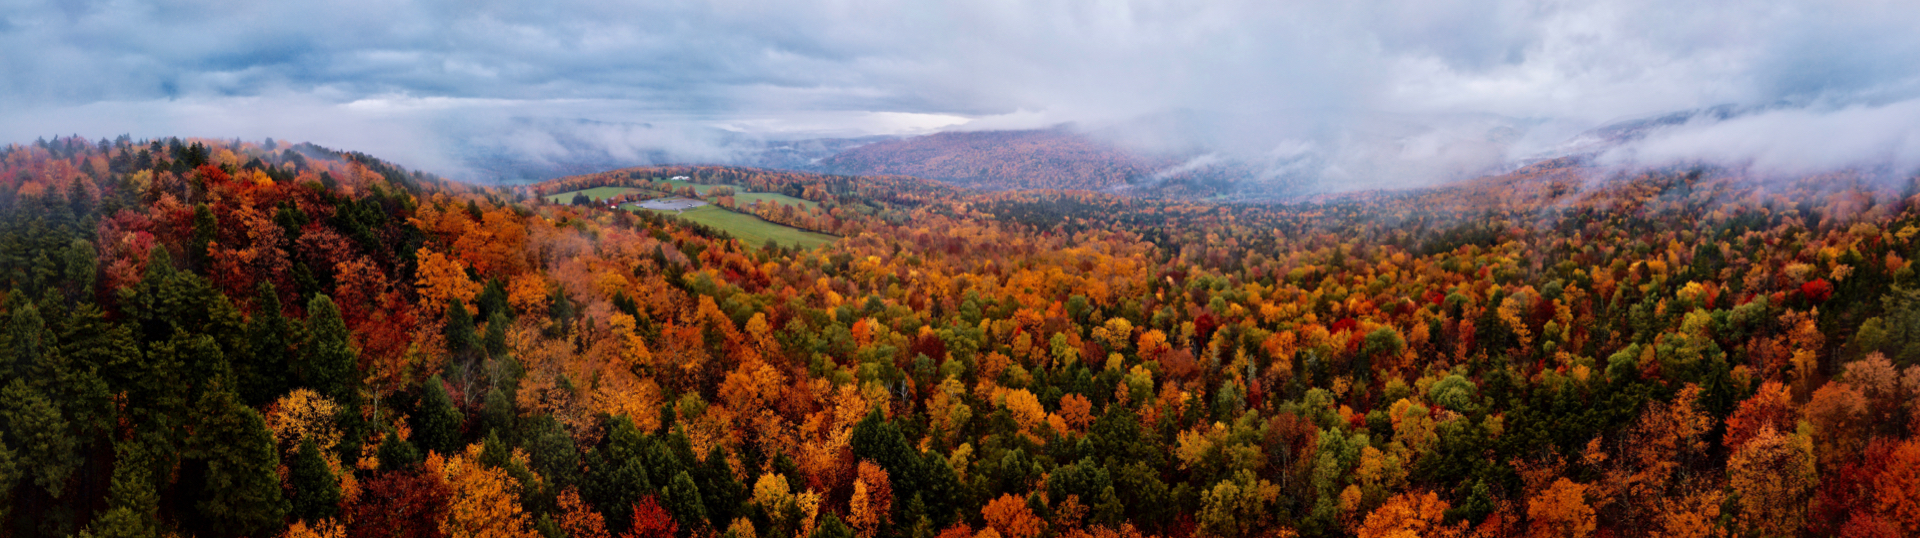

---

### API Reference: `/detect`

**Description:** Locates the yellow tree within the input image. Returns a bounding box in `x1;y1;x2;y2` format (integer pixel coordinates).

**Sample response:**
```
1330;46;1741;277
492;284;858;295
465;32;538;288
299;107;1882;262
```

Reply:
1727;426;1816;538
437;445;538;538
1526;479;1595;538
982;494;1045;538
556;487;611;538
1356;490;1462;538
1649;488;1723;538
415;248;481;317
849;461;894;538
264;389;343;456
1871;439;1920;534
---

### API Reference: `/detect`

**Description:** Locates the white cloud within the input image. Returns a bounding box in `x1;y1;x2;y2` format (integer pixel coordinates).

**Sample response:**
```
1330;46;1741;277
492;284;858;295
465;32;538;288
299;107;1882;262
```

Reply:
5;0;1920;185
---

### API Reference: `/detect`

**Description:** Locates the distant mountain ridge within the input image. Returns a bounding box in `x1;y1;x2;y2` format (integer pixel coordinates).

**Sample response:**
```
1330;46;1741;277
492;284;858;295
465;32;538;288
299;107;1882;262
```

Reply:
454;101;1904;200
812;127;1180;191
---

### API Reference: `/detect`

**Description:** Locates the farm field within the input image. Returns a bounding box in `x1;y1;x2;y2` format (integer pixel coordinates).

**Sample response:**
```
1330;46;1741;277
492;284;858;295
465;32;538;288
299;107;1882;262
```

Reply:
647;179;821;209
631;203;836;249
541;186;642;204
733;190;820;210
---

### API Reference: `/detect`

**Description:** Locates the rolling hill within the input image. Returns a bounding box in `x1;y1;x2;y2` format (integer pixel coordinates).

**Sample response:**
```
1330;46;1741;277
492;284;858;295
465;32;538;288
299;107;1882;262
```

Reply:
814;127;1181;191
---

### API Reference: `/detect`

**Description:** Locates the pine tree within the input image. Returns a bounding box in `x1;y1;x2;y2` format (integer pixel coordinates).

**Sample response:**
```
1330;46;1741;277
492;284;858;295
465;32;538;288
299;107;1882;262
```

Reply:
289;437;342;522
665;471;709;531
302;294;356;401
240;281;295;406
413;375;462;456
812;512;854;538
484;311;510;360
377;429;423;471
189;203;217;268
187;383;289;538
83;435;163;538
304;294;363;460
0;380;79;498
445;298;480;369
697;444;745;528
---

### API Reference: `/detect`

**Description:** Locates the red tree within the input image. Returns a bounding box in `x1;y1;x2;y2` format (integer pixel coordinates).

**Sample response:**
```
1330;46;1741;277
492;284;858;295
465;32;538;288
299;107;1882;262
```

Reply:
624;496;678;538
349;470;452;538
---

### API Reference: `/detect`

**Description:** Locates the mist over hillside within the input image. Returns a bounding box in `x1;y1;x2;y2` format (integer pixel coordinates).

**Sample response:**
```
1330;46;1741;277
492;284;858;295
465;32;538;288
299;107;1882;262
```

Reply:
443;98;1920;199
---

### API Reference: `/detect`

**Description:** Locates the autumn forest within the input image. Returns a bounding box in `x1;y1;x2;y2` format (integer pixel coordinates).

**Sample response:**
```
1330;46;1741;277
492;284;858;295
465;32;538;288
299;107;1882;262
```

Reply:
5;134;1920;538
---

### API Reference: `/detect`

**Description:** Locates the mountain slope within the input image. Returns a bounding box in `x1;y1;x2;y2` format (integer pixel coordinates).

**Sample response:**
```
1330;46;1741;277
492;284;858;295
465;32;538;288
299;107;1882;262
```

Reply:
816;127;1179;190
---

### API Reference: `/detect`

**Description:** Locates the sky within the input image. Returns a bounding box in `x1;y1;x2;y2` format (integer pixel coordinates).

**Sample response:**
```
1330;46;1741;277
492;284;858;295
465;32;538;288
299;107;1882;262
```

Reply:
5;0;1920;185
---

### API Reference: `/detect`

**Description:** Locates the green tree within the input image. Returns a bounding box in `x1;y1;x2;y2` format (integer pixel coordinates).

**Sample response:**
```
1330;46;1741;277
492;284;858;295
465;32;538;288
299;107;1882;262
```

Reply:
697;444;746;528
303;294;365;461
582;417;651;532
189;203;217;267
302;294;356;399
377;428;423;471
186;384;289;538
665;470;709;531
413;375;462;456
240;281;296;406
484;311;510;360
445;298;480;369
811;512;854;538
59;239;95;304
1;379;79;499
83;435;165;538
289;437;342;522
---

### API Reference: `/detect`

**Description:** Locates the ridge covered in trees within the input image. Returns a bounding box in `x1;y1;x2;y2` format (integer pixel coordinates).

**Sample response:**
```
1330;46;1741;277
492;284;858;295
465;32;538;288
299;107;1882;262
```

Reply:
815;129;1180;192
3;134;1920;538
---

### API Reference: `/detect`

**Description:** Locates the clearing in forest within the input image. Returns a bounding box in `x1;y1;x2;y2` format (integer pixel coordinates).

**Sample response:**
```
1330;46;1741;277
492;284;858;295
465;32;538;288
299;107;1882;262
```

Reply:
543;186;643;204
627;203;836;250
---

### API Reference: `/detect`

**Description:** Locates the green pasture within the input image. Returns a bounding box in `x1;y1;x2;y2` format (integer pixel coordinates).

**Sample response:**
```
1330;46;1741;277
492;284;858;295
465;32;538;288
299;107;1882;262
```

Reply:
646;180;819;210
733;191;820;210
631;204;836;250
544;186;643;204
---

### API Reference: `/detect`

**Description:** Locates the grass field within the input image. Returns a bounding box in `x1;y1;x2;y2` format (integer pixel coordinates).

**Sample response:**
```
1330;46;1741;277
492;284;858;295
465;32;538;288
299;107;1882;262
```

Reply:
544;186;642;204
733;191;820;210
647;180;819;210
654;179;713;194
631;204;836;250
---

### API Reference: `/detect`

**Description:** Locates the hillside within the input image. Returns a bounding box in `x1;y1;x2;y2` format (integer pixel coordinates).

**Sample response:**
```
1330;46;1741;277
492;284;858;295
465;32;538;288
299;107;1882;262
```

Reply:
3;135;1920;538
816;128;1181;191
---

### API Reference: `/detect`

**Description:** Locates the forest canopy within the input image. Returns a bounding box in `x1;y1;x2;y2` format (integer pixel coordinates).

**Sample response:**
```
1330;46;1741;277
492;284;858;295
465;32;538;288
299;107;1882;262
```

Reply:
2;135;1920;538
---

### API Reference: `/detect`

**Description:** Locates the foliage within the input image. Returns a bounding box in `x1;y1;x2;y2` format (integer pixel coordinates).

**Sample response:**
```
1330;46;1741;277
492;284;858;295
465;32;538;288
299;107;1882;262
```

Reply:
8;136;1920;538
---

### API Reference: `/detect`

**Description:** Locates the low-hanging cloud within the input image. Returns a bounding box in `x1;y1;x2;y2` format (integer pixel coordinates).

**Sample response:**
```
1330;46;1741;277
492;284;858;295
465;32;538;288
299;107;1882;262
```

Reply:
5;0;1920;186
1601;99;1920;178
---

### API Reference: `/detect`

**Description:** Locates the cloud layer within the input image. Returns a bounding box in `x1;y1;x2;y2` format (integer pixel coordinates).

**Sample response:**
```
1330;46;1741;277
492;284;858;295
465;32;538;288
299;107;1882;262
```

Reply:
5;0;1919;184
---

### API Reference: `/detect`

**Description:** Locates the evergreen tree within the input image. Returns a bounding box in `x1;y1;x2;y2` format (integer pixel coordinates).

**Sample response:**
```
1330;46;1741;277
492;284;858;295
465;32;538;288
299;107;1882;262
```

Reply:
0;380;78;498
59;239;95;303
304;294;364;460
697;444;745;528
302;294;355;398
186;384;288;538
189;203;216;268
811;512;854;538
665;471;709;531
581;416;649;532
481;386;515;438
376;429;422;471
289;437;342;522
526;414;580;490
413;375;462;456
83;435;164;538
484;310;510;360
445;299;480;369
240;282;295;406
0;439;14;522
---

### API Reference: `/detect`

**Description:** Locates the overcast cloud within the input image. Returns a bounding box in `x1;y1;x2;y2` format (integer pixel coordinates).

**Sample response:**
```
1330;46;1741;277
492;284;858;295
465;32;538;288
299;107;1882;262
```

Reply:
4;0;1919;185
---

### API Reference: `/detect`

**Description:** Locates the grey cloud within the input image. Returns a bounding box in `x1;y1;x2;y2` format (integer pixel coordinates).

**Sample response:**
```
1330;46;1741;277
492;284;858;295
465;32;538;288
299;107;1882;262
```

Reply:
4;0;1920;187
1602;98;1920;178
